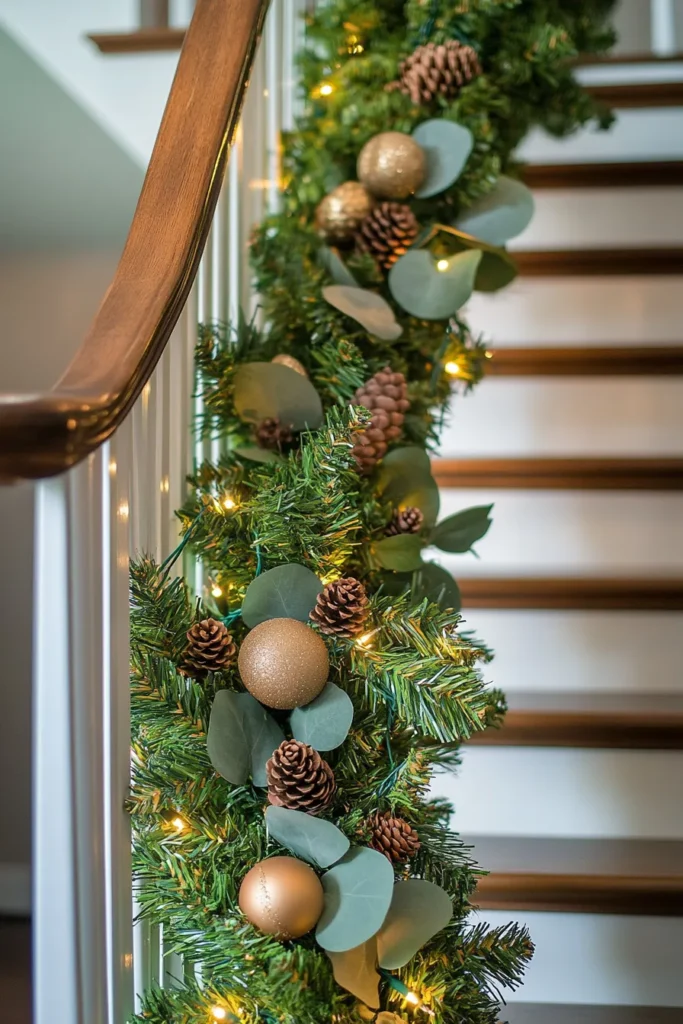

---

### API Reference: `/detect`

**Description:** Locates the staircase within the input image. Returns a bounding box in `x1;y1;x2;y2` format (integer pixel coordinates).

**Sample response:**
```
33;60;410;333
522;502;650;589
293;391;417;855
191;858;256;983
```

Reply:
429;6;683;1016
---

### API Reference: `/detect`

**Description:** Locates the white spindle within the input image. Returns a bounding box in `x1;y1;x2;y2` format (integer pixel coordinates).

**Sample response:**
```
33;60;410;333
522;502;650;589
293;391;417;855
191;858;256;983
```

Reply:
650;0;677;54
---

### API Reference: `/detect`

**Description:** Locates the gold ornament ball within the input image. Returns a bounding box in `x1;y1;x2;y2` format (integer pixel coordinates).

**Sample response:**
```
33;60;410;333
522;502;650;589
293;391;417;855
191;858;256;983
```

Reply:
272;353;308;377
315;181;375;243
239;856;324;939
238;617;329;710
357;131;426;200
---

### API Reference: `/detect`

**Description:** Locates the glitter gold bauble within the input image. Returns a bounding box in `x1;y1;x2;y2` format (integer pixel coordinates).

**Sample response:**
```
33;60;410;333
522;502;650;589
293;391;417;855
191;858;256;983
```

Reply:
238;856;324;939
238;617;329;710
271;353;308;377
315;181;375;243
357;132;426;200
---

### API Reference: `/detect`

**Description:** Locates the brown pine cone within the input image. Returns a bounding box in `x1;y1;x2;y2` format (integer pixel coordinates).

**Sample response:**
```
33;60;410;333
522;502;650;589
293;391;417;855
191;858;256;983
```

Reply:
390;40;481;105
182;618;236;677
356;201;419;272
255;417;295;452
310;577;369;638
368;811;421;864
351;367;410;475
385;506;424;536
266;740;336;816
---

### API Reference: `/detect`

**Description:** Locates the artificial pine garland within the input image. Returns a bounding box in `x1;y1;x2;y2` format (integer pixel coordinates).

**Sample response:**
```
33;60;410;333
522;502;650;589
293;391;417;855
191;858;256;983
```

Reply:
130;2;615;1022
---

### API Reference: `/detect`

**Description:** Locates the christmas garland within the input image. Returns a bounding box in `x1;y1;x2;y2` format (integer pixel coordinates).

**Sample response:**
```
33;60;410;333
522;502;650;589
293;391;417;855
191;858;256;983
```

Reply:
130;3;615;1022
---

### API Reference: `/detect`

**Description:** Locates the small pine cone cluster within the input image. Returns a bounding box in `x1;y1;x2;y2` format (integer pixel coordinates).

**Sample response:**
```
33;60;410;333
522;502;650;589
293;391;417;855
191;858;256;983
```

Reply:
356;202;419;272
351;367;410;475
368;811;421;864
266;740;336;816
390;40;481;105
385;506;424;536
255;417;295;452
310;577;369;638
182;618;236;677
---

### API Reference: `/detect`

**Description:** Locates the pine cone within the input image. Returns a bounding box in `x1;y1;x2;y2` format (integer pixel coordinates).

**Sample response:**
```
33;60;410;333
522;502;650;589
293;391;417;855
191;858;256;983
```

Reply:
356;202;419;272
182;618;236;677
266;740;336;816
368;811;421;864
255;417;295;452
385;506;424;536
351;367;410;474
310;577;369;638
390;40;481;105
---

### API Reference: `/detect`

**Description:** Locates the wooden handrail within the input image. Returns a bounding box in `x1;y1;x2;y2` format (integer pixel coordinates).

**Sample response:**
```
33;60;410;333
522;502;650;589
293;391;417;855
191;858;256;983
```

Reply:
0;0;269;483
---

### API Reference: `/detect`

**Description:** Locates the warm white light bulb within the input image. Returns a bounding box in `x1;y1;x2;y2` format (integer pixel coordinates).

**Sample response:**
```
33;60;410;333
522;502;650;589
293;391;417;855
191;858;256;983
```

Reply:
444;361;460;376
172;817;185;832
222;496;236;510
405;992;420;1006
320;83;334;96
211;585;223;598
436;259;449;271
357;632;374;648
211;1008;228;1021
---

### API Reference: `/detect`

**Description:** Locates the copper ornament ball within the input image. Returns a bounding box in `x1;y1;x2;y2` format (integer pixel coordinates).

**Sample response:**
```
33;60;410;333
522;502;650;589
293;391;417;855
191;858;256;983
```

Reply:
271;353;308;377
239;856;324;939
238;617;329;710
357;131;426;200
315;181;375;243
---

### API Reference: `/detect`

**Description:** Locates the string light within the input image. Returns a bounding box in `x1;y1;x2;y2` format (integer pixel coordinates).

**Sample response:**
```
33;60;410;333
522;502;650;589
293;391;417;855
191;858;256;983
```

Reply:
211;1008;228;1021
222;495;236;510
436;259;449;271
211;584;223;598
444;361;460;376
356;631;375;648
405;992;420;1006
172;816;185;832
320;82;334;96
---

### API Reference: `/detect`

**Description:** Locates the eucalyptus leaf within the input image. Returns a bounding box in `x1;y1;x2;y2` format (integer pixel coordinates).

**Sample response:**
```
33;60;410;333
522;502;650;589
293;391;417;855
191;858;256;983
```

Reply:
291;682;354;751
433;225;517;292
242;563;323;628
322;285;402;341
327;940;380;1008
413;119;473;199
316;847;395;952
412;563;461;611
388;249;480;320
234;362;323;430
234;445;282;465
265;806;350;869
371;534;424;572
377;446;440;528
455;175;534;246
207;691;285;787
432;504;493;553
377;880;452;970
319;246;359;287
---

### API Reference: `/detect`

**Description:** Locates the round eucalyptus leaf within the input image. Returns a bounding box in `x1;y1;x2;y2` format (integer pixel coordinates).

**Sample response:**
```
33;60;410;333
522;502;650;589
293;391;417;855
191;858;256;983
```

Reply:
377;879;452;970
207;690;284;787
234;445;283;465
265;805;350;869
322;285;402;341
327;940;380;1008
242;563;323;628
413;119;473;199
435;226;517;293
316;847;394;952
432;504;493;553
455;175;535;246
377;446;440;528
371;534;424;572
291;682;354;751
319;246;360;287
234;362;323;430
388;249;481;320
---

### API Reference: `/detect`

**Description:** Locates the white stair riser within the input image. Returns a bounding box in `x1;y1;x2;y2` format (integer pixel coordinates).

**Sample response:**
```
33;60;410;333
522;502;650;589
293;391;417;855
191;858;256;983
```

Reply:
432;490;683;576
476;910;683;1008
461;610;683;694
517;109;683;164
466;278;683;344
439;379;683;455
512;188;683;250
432;748;683;838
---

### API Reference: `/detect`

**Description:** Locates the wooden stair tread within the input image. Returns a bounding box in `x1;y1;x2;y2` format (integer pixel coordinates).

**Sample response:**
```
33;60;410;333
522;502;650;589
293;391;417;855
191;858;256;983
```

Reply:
523;160;683;189
432;457;683;490
88;27;186;53
468;836;683;915
515;248;683;276
586;81;683;108
502;1004;683;1023
486;346;683;376
458;578;683;610
470;692;683;749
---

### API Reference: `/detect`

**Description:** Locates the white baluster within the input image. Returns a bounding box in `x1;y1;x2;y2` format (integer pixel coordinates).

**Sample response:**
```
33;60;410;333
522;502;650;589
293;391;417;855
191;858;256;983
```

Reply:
651;0;677;55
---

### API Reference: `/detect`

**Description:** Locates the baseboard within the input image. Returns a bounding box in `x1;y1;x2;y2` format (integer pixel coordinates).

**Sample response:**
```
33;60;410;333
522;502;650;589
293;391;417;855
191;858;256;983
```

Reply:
0;863;31;916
